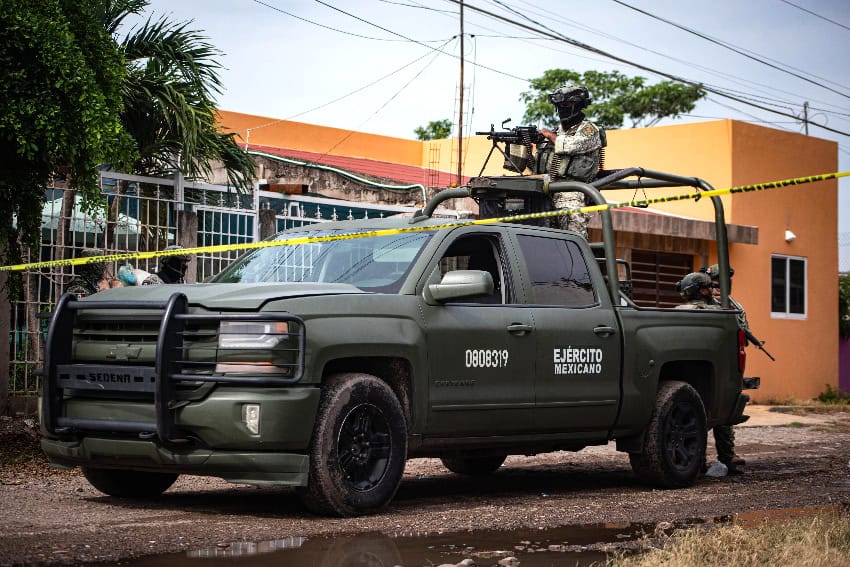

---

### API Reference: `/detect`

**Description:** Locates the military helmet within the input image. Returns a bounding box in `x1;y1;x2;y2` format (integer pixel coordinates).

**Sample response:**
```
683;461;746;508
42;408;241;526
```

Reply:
676;271;712;300
704;264;734;280
158;245;190;271
548;83;591;109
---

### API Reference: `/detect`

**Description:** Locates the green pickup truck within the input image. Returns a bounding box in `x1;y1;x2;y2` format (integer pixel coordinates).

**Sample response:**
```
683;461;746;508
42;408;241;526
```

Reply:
41;169;751;516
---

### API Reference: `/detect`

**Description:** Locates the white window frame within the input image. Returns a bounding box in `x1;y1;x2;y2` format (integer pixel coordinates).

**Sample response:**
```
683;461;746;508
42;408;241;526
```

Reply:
770;254;807;319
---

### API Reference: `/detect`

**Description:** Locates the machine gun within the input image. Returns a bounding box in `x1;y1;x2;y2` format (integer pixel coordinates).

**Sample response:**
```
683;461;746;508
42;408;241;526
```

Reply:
475;118;547;175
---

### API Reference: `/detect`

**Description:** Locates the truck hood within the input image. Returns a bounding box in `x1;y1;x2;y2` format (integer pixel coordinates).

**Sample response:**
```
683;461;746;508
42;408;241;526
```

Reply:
84;282;368;311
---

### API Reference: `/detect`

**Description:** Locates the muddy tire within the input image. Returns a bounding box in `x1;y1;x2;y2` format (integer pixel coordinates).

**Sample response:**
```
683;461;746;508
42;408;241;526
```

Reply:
441;454;506;475
629;380;706;488
82;468;178;498
297;373;407;516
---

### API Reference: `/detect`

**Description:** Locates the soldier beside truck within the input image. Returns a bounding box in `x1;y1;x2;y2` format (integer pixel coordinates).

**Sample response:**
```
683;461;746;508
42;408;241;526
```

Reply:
41;86;756;517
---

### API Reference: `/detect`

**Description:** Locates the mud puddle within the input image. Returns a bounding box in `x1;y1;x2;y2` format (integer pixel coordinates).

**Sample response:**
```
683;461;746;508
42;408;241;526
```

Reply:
114;507;834;567
115;521;661;567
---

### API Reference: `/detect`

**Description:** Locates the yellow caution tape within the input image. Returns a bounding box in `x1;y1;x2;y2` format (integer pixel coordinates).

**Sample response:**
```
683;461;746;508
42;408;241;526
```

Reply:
2;170;847;272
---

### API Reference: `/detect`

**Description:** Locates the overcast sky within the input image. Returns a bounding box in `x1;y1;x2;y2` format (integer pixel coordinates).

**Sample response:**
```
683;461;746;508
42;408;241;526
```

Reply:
124;0;850;245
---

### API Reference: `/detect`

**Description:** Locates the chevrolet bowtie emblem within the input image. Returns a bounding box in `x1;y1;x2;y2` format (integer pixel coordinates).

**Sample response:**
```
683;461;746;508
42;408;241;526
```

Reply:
106;344;142;361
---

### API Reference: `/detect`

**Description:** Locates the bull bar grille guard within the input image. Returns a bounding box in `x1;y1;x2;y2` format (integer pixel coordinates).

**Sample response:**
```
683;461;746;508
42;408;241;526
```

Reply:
42;292;306;443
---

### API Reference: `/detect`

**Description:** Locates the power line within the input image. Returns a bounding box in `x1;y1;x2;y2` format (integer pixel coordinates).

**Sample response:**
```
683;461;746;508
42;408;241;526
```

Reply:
377;0;456;14
446;0;850;137
320;38;449;157
312;0;528;82
778;0;850;33
242;37;457;140
491;0;850;117
252;0;449;42
610;0;850;99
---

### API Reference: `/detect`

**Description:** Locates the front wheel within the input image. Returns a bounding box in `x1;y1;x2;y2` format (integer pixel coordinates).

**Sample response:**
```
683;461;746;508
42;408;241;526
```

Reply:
298;373;408;516
629;380;706;488
82;468;178;498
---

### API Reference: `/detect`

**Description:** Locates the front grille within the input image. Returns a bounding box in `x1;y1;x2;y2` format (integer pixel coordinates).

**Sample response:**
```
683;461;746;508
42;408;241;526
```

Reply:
43;292;306;441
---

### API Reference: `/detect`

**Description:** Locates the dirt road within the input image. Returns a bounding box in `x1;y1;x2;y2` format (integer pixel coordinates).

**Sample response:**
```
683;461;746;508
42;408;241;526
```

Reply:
1;406;848;565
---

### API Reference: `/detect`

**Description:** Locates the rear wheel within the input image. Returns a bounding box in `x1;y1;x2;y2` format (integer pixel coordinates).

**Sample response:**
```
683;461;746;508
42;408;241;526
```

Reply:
629;380;706;488
441;454;506;475
82;468;178;498
298;373;407;516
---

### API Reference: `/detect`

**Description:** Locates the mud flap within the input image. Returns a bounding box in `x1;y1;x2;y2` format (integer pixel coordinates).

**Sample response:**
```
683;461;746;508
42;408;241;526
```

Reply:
728;393;751;425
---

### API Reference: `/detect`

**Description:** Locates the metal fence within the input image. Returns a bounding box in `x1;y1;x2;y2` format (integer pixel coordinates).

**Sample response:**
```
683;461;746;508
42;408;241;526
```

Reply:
6;171;419;401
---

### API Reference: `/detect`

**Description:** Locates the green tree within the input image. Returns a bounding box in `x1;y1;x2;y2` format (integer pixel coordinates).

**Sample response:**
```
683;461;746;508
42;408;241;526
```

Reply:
520;69;706;130
117;4;254;189
0;0;134;268
840;273;850;340
414;119;453;141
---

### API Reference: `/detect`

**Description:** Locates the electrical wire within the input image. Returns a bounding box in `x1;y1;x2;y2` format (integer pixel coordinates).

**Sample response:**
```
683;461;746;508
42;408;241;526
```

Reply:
778;0;850;33
487;0;850;117
312;0;528;82
241;38;456;139
319;37;450;158
610;0;850;99
446;0;850;137
252;0;450;42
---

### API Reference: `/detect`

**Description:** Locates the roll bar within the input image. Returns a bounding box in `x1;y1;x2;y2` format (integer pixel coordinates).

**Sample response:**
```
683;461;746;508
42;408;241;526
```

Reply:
410;168;732;308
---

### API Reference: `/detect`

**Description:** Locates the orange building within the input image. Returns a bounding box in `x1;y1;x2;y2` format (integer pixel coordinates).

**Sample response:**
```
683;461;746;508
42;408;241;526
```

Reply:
218;111;839;402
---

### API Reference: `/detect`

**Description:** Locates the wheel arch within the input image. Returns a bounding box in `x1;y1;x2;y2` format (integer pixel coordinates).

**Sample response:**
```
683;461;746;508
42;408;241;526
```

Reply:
657;360;714;415
322;357;413;430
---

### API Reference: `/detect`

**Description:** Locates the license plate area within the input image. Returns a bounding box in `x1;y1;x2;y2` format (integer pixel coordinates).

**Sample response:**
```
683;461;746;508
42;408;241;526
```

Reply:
57;364;156;393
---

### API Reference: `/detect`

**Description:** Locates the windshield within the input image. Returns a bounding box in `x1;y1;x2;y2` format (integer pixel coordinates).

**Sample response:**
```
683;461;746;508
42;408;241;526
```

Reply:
211;230;433;292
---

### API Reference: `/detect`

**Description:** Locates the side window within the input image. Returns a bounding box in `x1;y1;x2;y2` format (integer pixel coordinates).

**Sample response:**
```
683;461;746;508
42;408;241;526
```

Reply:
517;235;596;307
438;234;509;304
771;255;806;318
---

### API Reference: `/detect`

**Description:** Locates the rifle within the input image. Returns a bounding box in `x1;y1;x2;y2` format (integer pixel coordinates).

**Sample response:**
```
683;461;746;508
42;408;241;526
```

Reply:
475;118;546;175
744;328;776;362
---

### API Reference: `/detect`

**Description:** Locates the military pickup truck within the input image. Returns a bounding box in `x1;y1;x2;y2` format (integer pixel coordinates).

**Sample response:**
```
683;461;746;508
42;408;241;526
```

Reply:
40;169;751;516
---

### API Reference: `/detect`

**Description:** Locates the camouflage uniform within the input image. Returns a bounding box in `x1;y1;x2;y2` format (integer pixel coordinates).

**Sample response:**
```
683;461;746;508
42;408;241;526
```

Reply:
548;119;602;237
674;270;739;472
674;298;718;309
705;264;746;473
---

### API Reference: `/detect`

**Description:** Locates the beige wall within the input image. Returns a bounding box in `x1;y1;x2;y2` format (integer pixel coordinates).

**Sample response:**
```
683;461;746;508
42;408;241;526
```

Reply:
217;110;423;165
724;122;838;401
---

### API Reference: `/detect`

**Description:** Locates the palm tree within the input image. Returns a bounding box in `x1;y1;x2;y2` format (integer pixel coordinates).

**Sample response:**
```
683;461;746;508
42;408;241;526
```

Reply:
100;0;256;249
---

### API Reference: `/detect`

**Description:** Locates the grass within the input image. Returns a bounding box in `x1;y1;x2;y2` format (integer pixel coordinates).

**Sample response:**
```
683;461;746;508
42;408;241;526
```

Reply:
606;509;850;567
816;385;850;405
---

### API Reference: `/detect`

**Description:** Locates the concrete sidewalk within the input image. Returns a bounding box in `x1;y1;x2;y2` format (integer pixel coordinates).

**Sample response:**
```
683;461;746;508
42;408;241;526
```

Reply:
740;404;845;427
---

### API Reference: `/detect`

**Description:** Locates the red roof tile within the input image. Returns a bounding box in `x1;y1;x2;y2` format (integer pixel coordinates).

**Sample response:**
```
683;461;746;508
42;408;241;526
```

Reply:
249;145;470;188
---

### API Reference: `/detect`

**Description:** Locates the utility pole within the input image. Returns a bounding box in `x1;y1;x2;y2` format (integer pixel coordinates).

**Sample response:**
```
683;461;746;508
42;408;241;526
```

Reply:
456;0;464;186
802;101;809;135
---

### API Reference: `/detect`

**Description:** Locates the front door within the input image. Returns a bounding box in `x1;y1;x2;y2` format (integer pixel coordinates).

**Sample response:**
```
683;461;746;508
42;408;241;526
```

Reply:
419;230;537;436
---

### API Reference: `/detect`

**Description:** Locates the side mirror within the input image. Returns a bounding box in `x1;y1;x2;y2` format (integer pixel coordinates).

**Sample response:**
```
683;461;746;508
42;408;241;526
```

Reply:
426;270;494;304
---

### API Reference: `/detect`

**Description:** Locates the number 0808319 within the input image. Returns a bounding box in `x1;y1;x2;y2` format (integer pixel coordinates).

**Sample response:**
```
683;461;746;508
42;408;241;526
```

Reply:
465;349;509;368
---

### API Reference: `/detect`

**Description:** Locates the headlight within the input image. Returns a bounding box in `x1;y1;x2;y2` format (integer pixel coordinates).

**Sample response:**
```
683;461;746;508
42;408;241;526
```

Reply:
218;321;289;349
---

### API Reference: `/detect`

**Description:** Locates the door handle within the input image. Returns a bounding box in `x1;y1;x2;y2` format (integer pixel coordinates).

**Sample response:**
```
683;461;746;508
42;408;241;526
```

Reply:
594;325;616;337
507;323;533;335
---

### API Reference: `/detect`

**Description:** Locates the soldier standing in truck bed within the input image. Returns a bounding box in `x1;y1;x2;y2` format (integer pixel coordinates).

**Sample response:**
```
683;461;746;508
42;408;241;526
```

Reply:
536;84;604;238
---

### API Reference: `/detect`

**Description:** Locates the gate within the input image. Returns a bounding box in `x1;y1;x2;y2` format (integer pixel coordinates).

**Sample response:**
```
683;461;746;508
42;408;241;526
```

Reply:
4;171;418;409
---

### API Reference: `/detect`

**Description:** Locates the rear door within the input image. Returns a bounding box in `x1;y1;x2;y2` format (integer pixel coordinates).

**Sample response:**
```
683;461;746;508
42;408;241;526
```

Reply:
512;231;622;433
